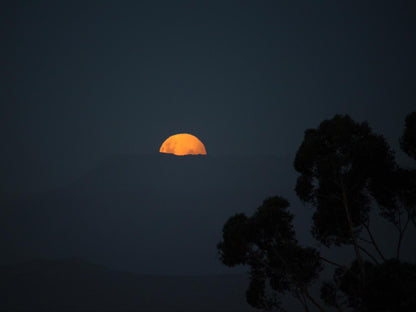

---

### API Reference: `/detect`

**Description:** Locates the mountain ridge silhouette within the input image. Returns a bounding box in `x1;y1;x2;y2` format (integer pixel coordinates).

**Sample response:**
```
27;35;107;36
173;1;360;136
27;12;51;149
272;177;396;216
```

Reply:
1;258;255;311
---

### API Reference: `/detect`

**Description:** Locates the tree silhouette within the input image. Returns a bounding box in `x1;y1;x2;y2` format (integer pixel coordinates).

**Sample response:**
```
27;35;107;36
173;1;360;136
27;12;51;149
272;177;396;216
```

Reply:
397;112;416;228
294;114;396;278
217;197;323;311
218;112;416;312
400;112;416;160
321;259;416;312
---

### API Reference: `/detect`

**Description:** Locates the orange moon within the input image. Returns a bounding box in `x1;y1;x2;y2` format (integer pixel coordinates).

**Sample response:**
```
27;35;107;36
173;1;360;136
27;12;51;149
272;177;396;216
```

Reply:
159;133;207;156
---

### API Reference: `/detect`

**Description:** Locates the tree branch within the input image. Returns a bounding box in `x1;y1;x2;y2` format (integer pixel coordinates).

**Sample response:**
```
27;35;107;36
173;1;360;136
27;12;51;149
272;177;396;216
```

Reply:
303;287;327;312
295;290;310;312
363;223;386;262
398;208;402;230
397;212;411;259
358;245;379;265
341;188;365;280
319;256;348;270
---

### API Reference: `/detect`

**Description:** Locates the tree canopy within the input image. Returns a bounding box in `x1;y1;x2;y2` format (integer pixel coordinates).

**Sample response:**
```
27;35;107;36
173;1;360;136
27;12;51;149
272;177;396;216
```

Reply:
294;115;395;247
218;197;323;311
218;112;416;312
400;112;416;160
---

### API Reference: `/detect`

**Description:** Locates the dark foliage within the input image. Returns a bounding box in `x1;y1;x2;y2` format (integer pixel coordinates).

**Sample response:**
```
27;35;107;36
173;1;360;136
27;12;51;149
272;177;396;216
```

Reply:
370;167;416;231
219;113;416;312
368;112;416;237
400;112;416;160
321;259;416;312
294;114;396;246
218;196;322;311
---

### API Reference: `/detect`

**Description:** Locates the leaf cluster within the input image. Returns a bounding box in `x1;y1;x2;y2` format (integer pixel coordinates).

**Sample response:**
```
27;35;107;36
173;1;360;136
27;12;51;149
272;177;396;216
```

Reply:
400;112;416;160
294;114;396;246
217;196;322;310
321;259;416;312
218;112;416;312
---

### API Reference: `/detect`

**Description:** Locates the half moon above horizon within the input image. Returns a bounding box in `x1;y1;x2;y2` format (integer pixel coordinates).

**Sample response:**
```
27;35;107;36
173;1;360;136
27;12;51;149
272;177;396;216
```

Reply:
159;133;207;156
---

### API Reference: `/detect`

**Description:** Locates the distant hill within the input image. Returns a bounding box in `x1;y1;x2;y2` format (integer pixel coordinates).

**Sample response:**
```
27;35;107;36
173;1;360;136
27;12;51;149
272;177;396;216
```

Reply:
0;154;299;274
0;258;255;311
0;154;309;311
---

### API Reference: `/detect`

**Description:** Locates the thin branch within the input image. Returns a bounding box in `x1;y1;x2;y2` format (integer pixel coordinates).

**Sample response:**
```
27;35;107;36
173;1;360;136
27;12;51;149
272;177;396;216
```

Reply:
358;245;379;264
405;205;416;228
320;256;362;282
303;287;327;312
295;290;310;312
397;212;411;259
320;256;348;270
363;223;386;262
398;208;402;231
404;210;411;233
301;291;310;312
341;187;365;280
397;230;404;260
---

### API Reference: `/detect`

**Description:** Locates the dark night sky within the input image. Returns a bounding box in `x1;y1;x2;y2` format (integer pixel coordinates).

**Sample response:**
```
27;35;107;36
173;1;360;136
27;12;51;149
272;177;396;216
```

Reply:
1;0;415;279
2;0;415;192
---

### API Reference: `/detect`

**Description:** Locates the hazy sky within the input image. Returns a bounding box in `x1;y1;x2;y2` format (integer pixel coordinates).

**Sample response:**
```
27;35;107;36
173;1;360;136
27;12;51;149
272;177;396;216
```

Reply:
1;1;415;188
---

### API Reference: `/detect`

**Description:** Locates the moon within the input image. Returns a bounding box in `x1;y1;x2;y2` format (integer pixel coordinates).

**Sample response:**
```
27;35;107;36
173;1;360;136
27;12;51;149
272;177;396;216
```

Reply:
159;133;207;156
